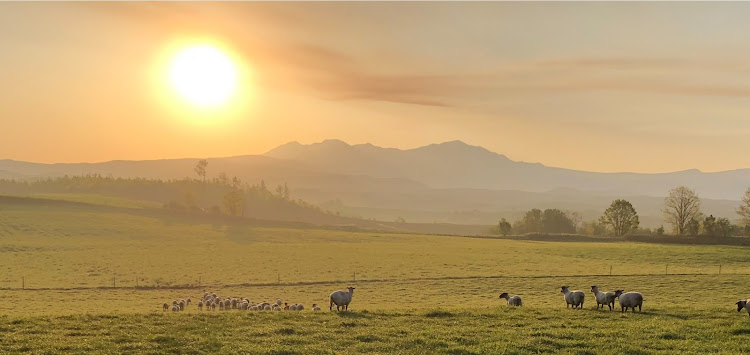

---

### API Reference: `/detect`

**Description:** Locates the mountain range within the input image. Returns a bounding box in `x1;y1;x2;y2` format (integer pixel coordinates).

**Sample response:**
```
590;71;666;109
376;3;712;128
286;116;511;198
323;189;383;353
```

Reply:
0;139;746;227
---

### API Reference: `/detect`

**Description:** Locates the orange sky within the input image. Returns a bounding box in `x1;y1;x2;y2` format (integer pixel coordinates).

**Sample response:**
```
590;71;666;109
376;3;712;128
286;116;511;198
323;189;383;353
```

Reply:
1;2;750;173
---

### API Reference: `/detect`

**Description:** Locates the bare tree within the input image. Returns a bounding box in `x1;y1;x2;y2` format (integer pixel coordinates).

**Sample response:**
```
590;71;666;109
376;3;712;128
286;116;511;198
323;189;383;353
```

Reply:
194;159;208;183
738;187;750;226
600;199;639;237
664;186;701;235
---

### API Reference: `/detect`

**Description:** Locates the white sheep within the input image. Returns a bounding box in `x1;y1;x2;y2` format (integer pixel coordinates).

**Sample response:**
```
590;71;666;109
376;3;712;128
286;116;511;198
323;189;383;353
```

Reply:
276;299;282;306
561;286;585;309
289;304;298;311
736;300;750;318
296;304;304;311
263;304;272;311
498;292;522;306
198;300;203;310
273;305;281;311
614;290;644;312
590;285;616;311
330;287;356;311
312;304;321;311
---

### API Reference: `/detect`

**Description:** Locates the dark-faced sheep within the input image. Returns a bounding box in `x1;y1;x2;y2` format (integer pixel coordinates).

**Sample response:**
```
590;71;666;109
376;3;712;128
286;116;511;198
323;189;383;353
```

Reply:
614;290;644;312
736;300;749;318
330;287;355;311
162;303;169;311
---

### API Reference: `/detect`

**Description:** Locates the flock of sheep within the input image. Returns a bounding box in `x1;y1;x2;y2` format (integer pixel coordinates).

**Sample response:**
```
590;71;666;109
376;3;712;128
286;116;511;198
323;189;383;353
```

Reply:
498;285;646;312
161;286;356;313
159;284;750;320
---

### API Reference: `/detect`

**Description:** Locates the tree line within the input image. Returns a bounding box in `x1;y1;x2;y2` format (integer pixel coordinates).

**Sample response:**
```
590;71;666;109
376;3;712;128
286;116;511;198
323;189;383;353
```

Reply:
496;186;750;238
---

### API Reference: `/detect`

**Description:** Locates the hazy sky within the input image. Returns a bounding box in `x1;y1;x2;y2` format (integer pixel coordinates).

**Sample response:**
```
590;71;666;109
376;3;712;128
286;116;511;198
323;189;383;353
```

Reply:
2;2;750;173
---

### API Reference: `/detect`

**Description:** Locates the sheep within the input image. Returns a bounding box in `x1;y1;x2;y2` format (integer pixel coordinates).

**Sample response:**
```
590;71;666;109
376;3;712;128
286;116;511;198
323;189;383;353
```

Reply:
171;305;179;312
289;304;298;311
198;300;203;311
591;286;616;311
179;300;185;311
211;302;216;311
263;304;272;311
736;300;750;318
231;298;238;309
614;290;644;312
186;297;191;305
284;303;290;310
561;286;585;309
219;302;224;311
224;299;231;310
330;287;356;311
163;303;169;311
249;305;258;311
498;292;522;306
276;299;282;306
273;305;281;311
296;304;304;311
312;304;321;311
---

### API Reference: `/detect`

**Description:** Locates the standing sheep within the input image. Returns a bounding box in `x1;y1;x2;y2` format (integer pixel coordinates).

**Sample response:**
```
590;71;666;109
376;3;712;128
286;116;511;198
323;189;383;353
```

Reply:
296;304;304;311
561;286;585;309
591;286;616;311
614;290;644;312
498;292;522;306
162;303;169;311
736;300;750;318
330;287;356;311
312;304;321;311
275;299;282;306
198;300;203;311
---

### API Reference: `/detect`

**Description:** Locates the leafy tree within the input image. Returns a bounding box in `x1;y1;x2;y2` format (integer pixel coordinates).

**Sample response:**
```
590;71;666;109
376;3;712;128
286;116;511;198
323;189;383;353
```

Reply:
702;215;717;236
541;209;576;233
223;188;245;216
715;217;734;238
686;218;700;236
581;220;607;236
497;218;512;236
514;208;543;234
664;186;702;235
600;199;640;236
194;159;208;183
738;187;750;227
655;225;665;236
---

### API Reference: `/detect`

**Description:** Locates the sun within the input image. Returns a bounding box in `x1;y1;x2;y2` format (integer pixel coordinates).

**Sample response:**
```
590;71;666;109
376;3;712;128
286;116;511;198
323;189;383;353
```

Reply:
169;45;237;107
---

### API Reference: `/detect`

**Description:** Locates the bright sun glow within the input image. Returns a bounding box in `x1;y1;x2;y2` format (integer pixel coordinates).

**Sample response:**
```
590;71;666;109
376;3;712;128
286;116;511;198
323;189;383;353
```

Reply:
169;45;237;107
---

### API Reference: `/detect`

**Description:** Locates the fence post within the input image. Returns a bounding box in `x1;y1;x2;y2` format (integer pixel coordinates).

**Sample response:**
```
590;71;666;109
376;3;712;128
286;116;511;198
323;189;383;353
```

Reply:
22;276;24;290
136;277;139;288
354;271;356;282
719;264;722;274
277;273;280;284
665;264;668;275
609;265;612;276
113;276;116;288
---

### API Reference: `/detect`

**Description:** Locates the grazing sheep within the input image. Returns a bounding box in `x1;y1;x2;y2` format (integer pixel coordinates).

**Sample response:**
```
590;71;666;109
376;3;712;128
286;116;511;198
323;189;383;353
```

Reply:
561;286;585;309
171;305;179;312
289;304;298;311
276;299;282;306
312;304;321;311
219;302;224;311
224;299;231;309
250;305;258;311
614;290;644;312
296;304;304;311
186;298;191;305
179;301;185;311
263;304;272;311
284;303;290;310
172;300;178;305
211;302;216;311
198;300;203;310
231;298;238;309
498;292;522;306
273;305;281;311
736;300;750;318
330;287;356;311
591;286;616;311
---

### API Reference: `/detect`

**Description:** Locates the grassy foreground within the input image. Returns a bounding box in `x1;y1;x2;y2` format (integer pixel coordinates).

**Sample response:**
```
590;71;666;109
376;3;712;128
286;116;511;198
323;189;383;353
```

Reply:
2;307;750;354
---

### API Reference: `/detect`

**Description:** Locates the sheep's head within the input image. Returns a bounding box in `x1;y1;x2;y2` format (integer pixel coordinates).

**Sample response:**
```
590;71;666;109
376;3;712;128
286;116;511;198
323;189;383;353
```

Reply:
560;286;569;293
614;290;625;298
590;285;598;292
348;287;356;292
736;300;747;312
499;292;509;299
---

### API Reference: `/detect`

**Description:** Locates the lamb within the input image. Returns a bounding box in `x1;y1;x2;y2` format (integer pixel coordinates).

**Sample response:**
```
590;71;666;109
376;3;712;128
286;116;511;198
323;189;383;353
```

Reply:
590;286;616;311
736;300;750;318
330;287;356;311
312;304;321;311
614;290;644;312
561;286;585;309
163;303;169;311
498;292;522;306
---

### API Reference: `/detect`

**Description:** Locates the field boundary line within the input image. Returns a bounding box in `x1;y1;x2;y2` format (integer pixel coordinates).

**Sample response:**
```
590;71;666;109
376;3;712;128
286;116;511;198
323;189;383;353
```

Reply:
0;272;737;291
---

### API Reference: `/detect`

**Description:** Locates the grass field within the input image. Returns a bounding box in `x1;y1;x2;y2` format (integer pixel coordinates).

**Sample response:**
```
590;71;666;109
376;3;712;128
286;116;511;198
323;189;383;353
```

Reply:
2;195;750;353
